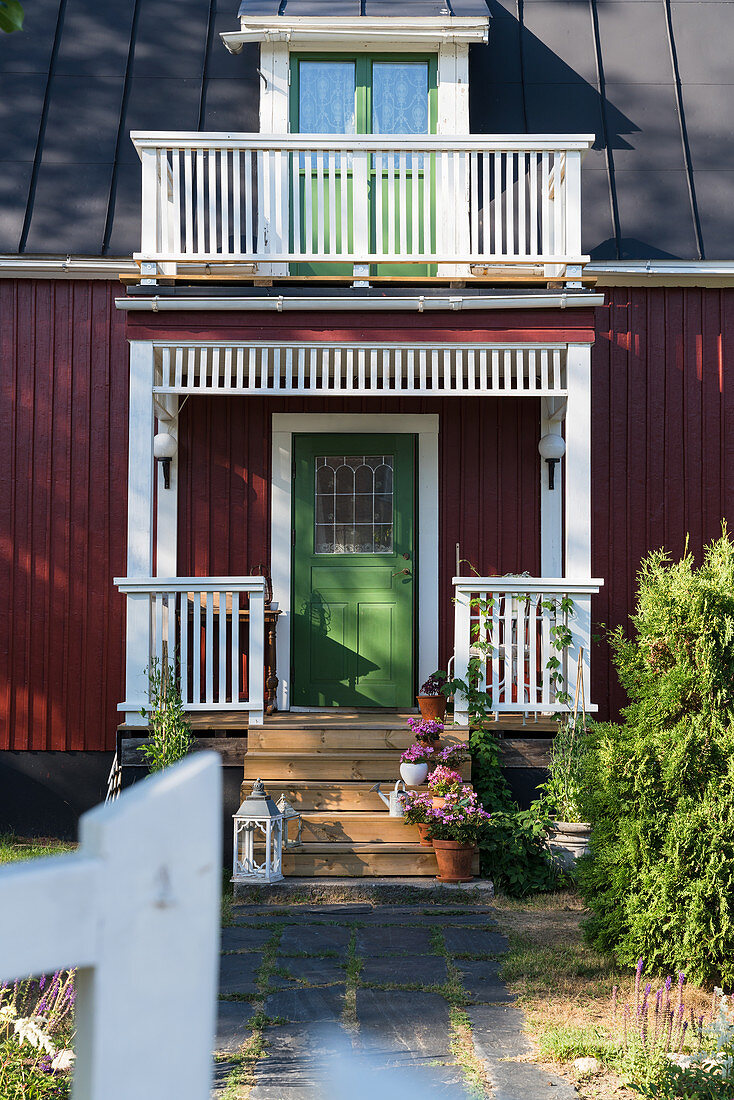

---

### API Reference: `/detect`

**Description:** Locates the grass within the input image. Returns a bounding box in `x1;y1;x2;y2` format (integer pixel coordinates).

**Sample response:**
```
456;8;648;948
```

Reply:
0;833;74;864
491;889;713;1100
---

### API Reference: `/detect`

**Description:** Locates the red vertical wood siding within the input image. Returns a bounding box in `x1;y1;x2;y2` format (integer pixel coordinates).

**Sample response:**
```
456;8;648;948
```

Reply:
3;285;734;750
591;288;734;718
0;280;128;751
177;395;541;674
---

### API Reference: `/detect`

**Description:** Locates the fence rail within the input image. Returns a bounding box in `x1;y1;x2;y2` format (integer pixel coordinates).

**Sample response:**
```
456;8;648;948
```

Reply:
116;576;267;725
132;132;593;276
452;577;603;724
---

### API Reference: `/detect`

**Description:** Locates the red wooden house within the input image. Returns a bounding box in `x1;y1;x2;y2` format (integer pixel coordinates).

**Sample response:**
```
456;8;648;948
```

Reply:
2;0;733;869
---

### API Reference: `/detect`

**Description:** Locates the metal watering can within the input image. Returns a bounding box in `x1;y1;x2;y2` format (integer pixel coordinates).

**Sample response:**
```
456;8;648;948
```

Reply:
371;780;408;817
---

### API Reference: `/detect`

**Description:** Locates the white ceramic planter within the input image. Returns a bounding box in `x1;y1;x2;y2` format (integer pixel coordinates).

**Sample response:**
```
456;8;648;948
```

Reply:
548;821;592;870
400;761;429;787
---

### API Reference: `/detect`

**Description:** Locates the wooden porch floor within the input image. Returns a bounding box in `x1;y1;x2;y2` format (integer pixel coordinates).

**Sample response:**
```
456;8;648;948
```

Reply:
121;710;560;733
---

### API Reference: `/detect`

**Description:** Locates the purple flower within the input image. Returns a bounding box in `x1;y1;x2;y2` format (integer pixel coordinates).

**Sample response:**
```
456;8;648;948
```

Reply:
665;976;673;992
38;975;46;991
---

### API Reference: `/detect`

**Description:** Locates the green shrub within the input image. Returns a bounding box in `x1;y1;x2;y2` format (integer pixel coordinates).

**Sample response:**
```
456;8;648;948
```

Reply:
578;529;734;987
140;657;193;773
470;727;563;896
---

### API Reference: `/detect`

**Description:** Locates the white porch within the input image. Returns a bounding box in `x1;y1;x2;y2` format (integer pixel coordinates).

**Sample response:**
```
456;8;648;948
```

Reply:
115;335;601;727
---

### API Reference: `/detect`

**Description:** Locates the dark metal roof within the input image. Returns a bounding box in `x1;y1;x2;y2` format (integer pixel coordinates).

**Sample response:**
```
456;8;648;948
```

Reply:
238;0;491;14
1;0;733;260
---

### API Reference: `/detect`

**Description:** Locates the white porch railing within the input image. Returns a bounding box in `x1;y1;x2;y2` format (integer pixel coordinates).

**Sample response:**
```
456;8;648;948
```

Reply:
132;132;592;277
115;577;267;726
452;577;604;724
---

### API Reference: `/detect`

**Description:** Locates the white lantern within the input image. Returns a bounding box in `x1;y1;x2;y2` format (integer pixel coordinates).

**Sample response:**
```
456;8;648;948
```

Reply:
232;778;284;884
277;794;303;850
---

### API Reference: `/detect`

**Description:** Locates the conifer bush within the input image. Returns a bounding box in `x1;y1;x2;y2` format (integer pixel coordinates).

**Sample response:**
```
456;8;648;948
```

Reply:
578;530;734;986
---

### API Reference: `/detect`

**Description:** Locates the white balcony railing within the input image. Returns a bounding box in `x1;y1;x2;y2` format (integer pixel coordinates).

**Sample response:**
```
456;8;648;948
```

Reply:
452;577;603;724
132;132;592;278
116;577;267;725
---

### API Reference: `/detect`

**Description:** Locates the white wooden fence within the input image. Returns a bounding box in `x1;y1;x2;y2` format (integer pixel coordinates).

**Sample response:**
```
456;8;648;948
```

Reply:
452;577;603;723
116;577;267;725
132;132;592;275
0;754;221;1100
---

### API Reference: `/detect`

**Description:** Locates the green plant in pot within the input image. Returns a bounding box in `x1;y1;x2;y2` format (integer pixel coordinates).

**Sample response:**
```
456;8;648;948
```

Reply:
416;671;448;721
425;785;493;883
402;790;434;846
537;718;592;869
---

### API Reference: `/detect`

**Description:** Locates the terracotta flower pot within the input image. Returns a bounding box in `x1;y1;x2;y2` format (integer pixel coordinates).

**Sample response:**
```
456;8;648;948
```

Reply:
431;796;447;810
417;823;432;847
417;694;447;721
432;839;476;883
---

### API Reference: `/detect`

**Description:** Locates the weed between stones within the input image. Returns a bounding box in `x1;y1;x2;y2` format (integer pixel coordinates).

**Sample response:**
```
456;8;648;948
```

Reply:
430;925;492;1098
341;927;362;1035
221;923;285;1097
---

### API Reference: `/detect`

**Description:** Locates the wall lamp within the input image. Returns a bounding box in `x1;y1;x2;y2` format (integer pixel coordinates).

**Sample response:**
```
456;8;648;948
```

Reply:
538;432;565;491
153;431;177;489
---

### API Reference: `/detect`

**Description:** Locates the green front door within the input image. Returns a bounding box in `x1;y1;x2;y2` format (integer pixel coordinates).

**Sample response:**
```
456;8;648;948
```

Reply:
292;434;415;708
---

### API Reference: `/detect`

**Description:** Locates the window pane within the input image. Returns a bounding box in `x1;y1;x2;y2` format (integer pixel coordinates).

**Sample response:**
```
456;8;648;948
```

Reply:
372;62;429;135
299;61;356;134
314;455;394;554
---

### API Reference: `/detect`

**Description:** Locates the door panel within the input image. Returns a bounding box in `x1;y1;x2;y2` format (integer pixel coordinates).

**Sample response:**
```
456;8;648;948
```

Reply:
292;434;415;708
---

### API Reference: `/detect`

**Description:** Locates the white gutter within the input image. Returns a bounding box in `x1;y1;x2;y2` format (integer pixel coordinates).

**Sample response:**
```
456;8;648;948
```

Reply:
0;256;137;279
588;260;734;286
115;293;605;313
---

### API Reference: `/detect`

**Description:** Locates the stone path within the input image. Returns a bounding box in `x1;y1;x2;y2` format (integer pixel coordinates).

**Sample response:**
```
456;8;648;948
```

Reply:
212;903;577;1099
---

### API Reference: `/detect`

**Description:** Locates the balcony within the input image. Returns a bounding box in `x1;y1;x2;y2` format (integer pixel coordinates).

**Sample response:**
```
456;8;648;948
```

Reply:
132;132;593;284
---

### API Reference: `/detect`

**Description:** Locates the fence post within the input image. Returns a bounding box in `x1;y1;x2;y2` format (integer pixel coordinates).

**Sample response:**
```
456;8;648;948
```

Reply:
0;754;222;1100
248;585;266;726
563;149;583;287
453;584;472;727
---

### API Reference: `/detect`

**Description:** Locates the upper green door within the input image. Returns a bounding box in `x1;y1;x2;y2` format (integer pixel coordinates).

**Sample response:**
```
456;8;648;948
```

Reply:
292;434;415;708
290;55;437;276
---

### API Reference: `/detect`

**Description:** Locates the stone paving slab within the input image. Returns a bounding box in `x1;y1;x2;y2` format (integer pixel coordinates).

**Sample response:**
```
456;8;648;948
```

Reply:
214;1001;253;1053
279;923;351;956
248;1025;346;1100
221;926;275;952
442;927;509;956
265;985;346;1023
469;1004;577;1100
355;988;452;1064
219;952;261;997
455;958;513;1004
210;1059;235;1097
359;953;448;987
269;956;346;988
355;925;434;955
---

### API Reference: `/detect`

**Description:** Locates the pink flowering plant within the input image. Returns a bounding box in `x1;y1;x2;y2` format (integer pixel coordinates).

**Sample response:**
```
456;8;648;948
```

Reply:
435;743;470;768
427;765;463;796
407;717;443;743
426;785;493;845
399;742;435;765
402;791;433;825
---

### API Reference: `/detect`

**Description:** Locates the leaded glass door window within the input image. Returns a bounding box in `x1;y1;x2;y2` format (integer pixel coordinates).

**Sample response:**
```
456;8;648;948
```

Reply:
292;434;415;709
315;454;394;554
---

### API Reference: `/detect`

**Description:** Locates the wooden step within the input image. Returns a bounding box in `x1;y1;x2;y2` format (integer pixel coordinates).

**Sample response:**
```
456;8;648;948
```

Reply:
243;780;474;812
246;728;470;752
282;842;481;877
298;812;422;844
242;752;472;782
245;781;421;812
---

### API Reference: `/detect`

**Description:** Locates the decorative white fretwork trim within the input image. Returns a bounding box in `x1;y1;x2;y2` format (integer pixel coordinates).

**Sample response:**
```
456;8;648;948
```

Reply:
153;343;569;398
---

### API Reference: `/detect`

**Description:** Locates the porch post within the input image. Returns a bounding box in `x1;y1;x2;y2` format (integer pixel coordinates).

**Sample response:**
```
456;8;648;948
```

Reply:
123;341;155;725
540;402;563;576
155;400;178;579
564;343;592;703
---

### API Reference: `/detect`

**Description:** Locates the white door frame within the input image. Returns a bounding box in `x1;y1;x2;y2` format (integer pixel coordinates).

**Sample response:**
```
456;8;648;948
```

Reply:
271;413;439;711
